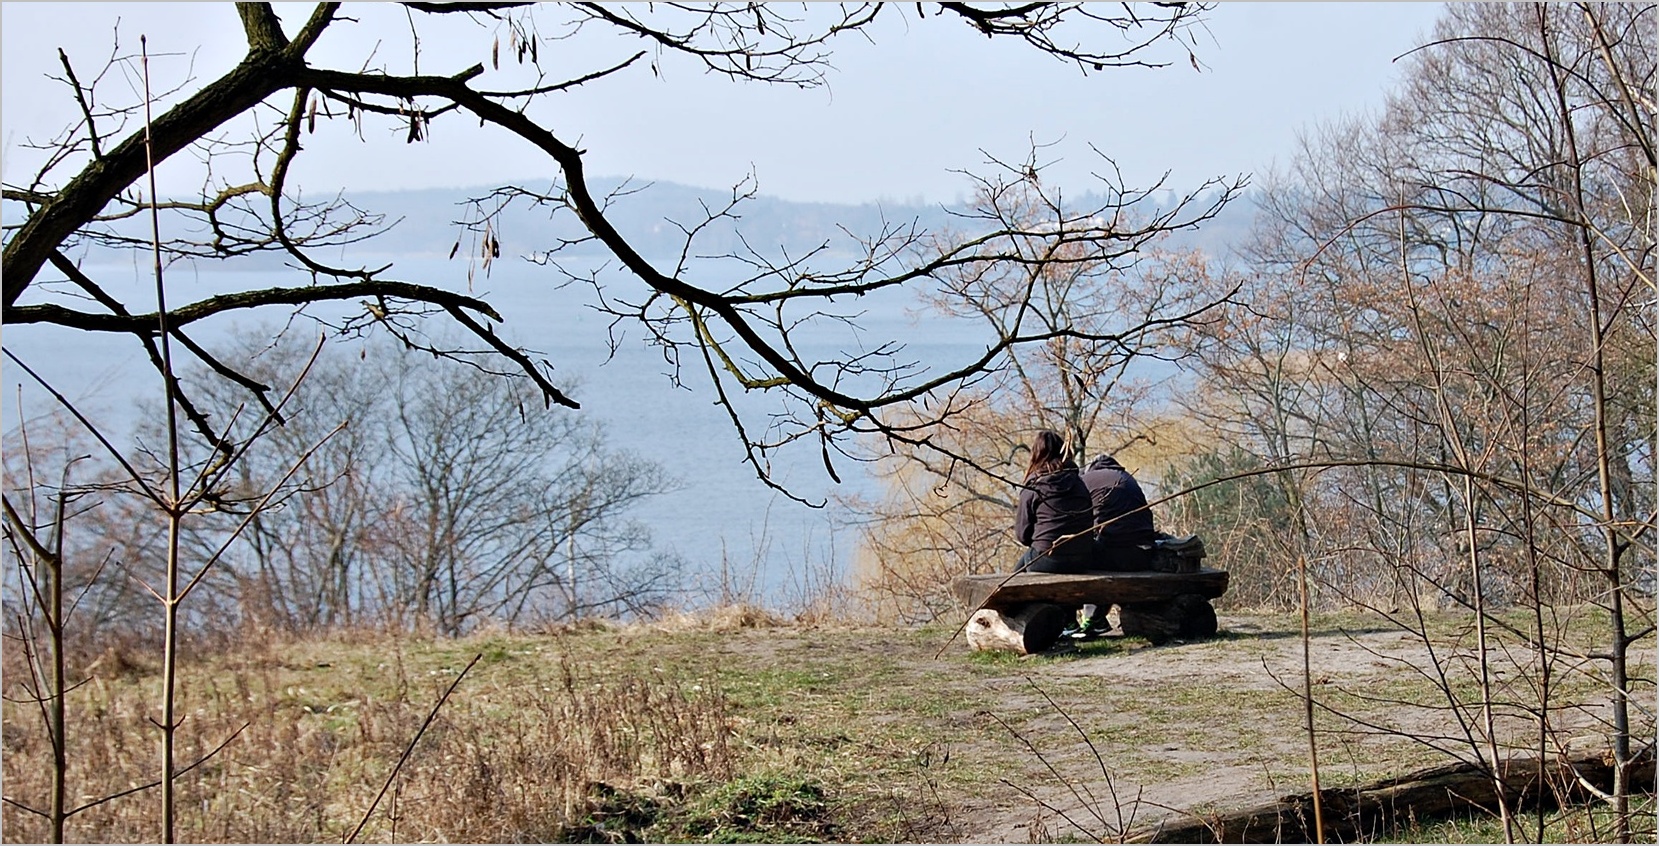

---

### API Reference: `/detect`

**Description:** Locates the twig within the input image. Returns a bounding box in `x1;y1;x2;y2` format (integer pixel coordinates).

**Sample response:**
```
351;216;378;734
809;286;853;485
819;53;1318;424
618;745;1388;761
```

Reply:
346;653;483;844
63;721;251;817
0;720;253;819
1;350;162;504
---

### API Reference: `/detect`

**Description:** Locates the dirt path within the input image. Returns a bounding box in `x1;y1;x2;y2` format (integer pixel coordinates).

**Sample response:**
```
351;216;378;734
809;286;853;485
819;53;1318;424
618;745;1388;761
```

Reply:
871;612;1609;843
623;605;1631;841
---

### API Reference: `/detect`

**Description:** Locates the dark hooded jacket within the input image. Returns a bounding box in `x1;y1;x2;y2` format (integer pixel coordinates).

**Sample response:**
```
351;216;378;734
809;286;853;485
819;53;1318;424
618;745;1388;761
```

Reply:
1014;467;1094;556
1080;455;1156;547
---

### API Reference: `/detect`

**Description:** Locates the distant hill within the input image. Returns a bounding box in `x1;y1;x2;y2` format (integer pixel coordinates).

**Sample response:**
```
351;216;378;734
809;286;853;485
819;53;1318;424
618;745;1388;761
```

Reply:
340;177;961;263
343;177;1259;262
36;176;1259;271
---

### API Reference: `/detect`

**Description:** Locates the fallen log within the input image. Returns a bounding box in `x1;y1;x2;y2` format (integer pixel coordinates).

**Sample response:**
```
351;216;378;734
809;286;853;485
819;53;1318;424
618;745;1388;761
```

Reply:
1132;747;1657;843
1117;594;1219;642
965;604;1069;655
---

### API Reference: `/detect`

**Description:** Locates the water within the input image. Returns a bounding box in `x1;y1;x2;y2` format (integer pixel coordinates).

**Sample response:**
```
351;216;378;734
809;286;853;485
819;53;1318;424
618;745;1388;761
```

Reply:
4;251;1187;606
2;253;1003;605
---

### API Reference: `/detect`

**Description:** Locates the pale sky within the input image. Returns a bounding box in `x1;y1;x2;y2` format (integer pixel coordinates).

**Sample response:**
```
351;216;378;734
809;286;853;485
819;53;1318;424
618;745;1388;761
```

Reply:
1;2;1444;206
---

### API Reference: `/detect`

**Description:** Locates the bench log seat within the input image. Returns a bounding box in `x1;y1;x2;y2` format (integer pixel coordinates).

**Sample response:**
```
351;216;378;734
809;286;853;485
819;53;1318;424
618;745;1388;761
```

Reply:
951;568;1229;654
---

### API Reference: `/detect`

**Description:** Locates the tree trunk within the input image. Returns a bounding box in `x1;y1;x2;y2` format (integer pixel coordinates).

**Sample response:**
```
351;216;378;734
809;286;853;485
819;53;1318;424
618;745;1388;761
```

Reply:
1133;748;1657;843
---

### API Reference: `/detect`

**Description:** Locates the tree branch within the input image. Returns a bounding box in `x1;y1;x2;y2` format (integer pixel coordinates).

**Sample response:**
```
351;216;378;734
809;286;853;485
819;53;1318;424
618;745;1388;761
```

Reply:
3;43;300;307
237;2;291;52
402;1;533;13
7;279;504;333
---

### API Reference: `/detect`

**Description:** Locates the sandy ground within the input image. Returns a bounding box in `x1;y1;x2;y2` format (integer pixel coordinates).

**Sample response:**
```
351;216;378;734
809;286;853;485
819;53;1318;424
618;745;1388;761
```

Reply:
933;612;1615;843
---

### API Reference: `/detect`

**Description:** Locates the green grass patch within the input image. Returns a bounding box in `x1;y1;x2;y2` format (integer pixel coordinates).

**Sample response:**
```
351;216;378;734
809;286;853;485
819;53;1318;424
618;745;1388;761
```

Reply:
1380;796;1657;844
679;773;833;842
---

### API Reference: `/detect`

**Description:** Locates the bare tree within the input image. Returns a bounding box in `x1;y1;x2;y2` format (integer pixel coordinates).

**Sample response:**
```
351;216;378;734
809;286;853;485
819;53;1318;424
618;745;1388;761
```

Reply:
2;437;91;844
1177;3;1655;838
158;332;680;635
0;7;1252;842
2;415;153;653
3;2;1230;503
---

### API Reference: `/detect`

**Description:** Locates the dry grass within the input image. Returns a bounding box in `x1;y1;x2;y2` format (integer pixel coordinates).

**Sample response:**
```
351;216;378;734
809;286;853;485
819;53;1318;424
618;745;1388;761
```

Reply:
2;628;739;843
2;606;1650;843
1;608;971;843
648;603;792;632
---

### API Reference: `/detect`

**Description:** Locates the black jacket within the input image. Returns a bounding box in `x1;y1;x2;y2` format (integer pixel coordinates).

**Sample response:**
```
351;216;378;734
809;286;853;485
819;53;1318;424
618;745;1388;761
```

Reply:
1014;468;1094;555
1080;455;1156;547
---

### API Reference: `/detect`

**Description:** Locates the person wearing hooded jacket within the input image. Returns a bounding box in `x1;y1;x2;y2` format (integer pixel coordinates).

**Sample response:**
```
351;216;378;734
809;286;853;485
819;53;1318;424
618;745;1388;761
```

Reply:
1080;453;1157;571
1013;430;1096;573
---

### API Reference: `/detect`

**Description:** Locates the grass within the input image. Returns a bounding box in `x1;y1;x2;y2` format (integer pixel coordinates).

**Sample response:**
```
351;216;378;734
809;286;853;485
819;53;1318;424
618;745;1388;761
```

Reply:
2;606;1651;842
1382;797;1659;844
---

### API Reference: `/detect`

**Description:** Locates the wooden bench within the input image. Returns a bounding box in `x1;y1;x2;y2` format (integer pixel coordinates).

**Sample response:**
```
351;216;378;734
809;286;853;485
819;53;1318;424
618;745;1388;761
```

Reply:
950;568;1229;654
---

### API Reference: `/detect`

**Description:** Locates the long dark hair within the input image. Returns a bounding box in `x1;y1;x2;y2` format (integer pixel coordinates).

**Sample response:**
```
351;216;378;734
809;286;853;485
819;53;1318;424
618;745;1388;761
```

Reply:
1024;429;1076;482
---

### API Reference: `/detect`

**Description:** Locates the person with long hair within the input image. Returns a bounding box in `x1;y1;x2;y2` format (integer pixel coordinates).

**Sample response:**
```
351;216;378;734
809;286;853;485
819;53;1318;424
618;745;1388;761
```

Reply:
1012;429;1095;574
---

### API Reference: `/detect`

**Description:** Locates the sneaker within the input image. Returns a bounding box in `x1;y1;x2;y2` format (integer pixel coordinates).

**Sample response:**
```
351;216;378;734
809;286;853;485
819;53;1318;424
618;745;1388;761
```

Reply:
1067;616;1099;640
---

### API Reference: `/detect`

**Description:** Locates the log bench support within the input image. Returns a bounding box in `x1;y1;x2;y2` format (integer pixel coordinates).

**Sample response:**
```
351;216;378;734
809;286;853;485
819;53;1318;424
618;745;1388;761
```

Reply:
966;604;1070;655
952;569;1229;654
1118;593;1220;643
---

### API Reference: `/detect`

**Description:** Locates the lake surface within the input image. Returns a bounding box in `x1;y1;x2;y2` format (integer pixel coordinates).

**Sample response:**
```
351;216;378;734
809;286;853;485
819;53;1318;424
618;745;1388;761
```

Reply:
3;252;1176;607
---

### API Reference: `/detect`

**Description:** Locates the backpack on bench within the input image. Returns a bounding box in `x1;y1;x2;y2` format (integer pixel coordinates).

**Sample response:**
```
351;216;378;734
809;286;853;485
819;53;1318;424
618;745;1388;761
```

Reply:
1148;533;1207;573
